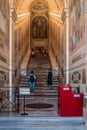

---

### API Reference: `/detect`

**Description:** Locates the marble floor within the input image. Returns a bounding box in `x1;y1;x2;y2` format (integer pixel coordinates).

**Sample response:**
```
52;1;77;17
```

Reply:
0;97;86;130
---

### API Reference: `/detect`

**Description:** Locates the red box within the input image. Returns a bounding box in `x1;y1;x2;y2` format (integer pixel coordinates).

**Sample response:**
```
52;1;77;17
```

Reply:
59;87;72;116
58;84;83;116
70;93;83;116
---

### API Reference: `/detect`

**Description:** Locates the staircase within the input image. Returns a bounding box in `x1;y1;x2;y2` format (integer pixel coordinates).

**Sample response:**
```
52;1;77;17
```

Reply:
18;53;58;116
28;53;58;97
0;52;85;130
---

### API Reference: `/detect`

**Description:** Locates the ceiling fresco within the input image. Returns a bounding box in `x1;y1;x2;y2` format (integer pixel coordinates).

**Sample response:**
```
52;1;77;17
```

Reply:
13;0;64;15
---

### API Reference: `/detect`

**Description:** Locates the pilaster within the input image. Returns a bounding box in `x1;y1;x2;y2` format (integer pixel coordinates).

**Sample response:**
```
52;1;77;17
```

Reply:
64;8;69;84
9;8;14;112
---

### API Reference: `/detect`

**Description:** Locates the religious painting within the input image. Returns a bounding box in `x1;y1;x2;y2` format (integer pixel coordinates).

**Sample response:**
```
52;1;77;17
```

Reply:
32;16;48;39
69;0;85;53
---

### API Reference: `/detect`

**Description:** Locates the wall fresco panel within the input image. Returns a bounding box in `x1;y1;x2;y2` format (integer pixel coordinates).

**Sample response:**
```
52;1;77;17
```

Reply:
69;0;85;54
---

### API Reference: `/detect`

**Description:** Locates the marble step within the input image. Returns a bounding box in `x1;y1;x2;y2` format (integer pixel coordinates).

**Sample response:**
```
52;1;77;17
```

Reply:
0;117;84;130
20;79;58;82
28;70;51;73
18;95;58;98
16;92;58;96
18;84;58;88
34;90;58;93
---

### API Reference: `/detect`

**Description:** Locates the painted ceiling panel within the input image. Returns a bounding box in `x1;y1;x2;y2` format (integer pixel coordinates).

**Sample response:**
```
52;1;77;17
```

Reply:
14;0;64;15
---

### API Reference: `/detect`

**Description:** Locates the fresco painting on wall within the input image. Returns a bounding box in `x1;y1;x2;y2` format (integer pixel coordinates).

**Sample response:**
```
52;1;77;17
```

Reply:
82;69;86;84
72;71;81;84
69;0;75;12
57;27;60;51
0;0;2;9
32;16;48;39
5;21;9;47
69;11;76;52
14;30;18;58
0;29;4;48
54;24;57;54
69;0;85;53
60;29;64;55
0;71;5;87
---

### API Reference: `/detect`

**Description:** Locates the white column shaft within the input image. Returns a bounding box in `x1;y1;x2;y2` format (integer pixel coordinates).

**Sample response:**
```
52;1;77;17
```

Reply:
9;9;13;111
65;10;69;84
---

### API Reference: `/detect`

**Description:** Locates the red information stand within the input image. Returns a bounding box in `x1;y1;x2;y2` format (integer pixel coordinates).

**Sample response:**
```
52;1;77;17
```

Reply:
58;84;83;116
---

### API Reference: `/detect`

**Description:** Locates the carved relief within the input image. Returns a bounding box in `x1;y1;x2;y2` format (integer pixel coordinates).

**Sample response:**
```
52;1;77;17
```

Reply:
31;1;48;11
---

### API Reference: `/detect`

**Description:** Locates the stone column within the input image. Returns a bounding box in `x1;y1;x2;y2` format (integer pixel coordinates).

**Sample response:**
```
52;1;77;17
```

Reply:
9;8;13;112
65;8;69;84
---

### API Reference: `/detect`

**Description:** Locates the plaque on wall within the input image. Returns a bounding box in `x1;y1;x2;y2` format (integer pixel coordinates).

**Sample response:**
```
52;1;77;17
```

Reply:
53;67;58;76
20;69;27;76
72;71;81;84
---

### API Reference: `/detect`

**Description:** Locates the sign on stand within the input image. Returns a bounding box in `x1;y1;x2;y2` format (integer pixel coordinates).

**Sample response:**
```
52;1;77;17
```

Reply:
19;88;30;95
19;87;30;115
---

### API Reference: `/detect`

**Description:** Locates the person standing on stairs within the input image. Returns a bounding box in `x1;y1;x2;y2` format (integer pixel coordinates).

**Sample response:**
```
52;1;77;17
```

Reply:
28;70;36;93
31;48;35;57
43;49;47;56
47;68;53;89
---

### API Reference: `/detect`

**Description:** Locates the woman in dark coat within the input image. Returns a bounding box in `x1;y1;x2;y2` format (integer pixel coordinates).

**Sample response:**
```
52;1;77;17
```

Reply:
47;68;53;89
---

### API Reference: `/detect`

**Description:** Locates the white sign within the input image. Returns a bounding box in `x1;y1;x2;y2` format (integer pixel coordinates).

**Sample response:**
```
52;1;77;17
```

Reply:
74;94;80;97
63;88;70;90
19;88;30;95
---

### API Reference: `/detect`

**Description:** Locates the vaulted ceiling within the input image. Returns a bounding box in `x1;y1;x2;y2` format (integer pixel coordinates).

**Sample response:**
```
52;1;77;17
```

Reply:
13;0;64;16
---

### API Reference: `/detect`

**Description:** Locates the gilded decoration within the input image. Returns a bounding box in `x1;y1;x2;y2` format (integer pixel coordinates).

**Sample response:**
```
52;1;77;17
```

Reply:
31;1;48;11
